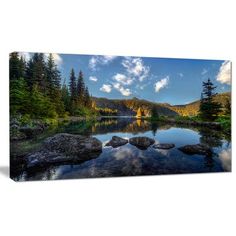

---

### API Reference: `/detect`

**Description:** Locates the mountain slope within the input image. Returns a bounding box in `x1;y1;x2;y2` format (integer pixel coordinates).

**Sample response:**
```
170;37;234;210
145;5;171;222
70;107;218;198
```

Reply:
169;92;231;116
92;92;231;117
92;97;178;116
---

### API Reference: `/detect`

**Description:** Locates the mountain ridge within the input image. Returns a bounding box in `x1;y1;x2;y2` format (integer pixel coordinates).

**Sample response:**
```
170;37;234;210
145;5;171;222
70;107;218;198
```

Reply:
92;92;230;117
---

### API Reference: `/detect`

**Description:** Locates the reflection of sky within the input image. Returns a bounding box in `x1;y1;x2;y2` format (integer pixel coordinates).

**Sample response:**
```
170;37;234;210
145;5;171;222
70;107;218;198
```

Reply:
218;148;231;171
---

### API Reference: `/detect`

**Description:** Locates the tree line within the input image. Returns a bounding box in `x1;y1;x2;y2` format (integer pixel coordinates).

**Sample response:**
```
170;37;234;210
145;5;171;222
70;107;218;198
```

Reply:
10;52;94;122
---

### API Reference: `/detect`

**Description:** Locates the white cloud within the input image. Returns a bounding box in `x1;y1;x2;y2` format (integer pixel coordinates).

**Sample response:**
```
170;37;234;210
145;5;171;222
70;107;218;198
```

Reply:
89;76;98;82
154;76;169;92
201;68;208;75
44;53;63;66
121;57;150;82
216;61;231;85
18;52;31;61
179;73;184;77
112;73;133;85
89;55;117;70
100;84;112;93
113;82;132;96
89;57;97;70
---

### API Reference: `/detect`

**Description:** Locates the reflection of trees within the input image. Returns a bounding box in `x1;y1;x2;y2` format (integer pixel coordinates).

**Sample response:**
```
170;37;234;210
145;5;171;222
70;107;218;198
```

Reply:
198;127;223;148
204;156;214;170
62;118;183;136
62;120;94;136
89;118;174;135
151;122;158;136
90;118;153;135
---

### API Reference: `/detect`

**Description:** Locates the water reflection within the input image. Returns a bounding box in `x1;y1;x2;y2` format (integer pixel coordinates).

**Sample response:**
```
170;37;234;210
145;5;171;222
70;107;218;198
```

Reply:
199;127;223;148
11;117;231;181
218;148;231;171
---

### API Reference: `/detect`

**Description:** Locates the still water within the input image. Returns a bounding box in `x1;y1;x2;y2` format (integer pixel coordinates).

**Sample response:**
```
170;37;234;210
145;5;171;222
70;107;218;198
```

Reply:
11;117;231;181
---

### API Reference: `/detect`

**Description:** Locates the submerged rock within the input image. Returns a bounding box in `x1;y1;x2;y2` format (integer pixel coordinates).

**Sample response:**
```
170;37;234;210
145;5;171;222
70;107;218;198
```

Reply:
178;144;212;156
26;133;103;168
105;136;128;148
129;136;155;149
153;143;175;149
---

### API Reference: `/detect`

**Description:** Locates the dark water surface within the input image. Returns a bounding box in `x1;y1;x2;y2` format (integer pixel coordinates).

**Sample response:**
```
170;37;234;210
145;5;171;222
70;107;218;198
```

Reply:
11;117;231;181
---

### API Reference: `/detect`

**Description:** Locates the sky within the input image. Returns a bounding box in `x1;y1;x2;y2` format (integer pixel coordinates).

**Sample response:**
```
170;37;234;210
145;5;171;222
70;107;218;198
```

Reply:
20;52;231;105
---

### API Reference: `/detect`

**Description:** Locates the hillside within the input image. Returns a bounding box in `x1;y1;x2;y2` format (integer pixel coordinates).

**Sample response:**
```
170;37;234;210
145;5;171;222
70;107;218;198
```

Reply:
170;92;231;116
92;92;231;117
92;97;178;116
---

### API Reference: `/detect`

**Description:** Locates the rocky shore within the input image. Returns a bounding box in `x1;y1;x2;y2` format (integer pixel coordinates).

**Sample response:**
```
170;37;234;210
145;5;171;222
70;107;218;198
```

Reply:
12;133;214;171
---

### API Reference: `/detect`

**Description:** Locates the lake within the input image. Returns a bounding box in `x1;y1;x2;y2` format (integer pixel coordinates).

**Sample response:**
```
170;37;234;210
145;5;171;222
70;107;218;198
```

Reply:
11;117;231;181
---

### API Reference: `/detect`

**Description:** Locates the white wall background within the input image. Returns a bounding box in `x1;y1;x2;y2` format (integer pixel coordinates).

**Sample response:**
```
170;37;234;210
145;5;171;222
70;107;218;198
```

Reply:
0;0;235;235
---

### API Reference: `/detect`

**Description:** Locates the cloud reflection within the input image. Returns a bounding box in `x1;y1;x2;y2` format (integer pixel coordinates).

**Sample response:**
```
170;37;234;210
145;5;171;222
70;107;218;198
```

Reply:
218;148;231;171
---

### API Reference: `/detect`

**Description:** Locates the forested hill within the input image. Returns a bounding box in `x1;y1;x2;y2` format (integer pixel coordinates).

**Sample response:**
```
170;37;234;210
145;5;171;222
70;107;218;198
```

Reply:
92;92;231;117
92;97;178;116
169;92;231;116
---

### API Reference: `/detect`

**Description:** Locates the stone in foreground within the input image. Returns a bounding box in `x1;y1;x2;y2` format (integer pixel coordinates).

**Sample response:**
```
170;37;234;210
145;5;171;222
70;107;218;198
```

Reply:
43;133;102;155
129;136;155;149
178;144;212;156
105;136;128;148
153;143;175;149
26;133;102;168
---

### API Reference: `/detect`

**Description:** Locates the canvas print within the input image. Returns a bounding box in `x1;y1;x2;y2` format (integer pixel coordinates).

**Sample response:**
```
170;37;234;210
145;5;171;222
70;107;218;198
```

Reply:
10;52;231;181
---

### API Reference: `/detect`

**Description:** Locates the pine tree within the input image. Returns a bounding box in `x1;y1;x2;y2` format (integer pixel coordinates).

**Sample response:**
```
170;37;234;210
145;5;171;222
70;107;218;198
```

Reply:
18;56;26;78
61;80;70;112
46;53;61;92
199;78;222;121
151;106;159;119
10;52;26;80
84;86;92;108
46;54;64;115
69;68;76;98
26;53;47;92
69;68;77;114
77;70;85;104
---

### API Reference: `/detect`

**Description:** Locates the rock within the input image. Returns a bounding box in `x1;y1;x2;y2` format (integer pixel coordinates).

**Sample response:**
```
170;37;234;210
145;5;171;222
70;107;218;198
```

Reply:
26;133;103;168
43;133;102;155
153;143;175;149
105;136;128;148
178;144;212;156
129;136;155;149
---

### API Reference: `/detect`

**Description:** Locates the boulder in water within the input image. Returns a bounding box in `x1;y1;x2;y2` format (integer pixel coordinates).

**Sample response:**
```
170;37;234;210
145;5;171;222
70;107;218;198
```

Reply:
26;133;103;168
178;144;212;156
105;136;128;148
129;136;155;149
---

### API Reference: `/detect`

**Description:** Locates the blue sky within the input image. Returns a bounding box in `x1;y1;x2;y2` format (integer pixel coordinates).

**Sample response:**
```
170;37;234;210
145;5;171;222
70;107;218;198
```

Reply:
20;52;231;105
